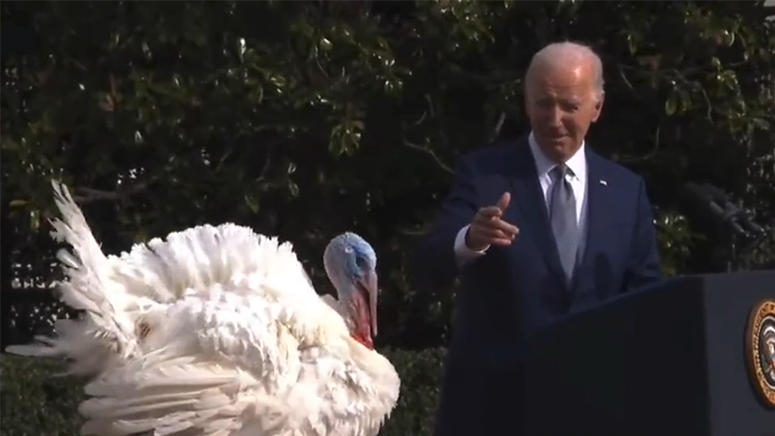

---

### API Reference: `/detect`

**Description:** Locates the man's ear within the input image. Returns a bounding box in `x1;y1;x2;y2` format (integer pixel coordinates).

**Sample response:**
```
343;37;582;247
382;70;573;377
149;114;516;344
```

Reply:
591;92;604;123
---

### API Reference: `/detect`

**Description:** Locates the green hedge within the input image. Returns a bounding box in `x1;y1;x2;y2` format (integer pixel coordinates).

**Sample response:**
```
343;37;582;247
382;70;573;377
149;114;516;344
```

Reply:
0;347;446;436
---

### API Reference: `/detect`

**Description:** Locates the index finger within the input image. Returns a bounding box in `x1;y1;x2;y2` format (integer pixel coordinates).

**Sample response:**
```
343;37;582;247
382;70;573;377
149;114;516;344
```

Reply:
477;206;503;218
490;218;519;235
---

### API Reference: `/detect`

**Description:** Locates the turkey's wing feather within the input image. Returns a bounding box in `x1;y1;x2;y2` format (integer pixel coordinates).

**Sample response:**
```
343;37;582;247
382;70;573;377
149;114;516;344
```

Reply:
178;297;300;380
80;355;284;436
78;296;322;436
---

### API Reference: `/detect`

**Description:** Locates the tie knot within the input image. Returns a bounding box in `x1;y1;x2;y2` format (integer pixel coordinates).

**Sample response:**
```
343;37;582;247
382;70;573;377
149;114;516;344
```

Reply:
551;164;571;180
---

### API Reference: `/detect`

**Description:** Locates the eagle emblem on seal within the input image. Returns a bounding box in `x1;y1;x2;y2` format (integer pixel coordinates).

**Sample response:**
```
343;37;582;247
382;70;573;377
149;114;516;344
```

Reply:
745;299;775;409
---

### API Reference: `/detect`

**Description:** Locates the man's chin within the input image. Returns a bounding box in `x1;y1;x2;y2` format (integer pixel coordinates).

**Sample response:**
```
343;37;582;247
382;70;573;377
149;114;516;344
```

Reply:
536;136;571;157
544;135;568;145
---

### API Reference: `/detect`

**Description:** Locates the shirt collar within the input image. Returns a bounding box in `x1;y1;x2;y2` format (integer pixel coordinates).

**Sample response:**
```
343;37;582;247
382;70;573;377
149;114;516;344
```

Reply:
527;131;586;181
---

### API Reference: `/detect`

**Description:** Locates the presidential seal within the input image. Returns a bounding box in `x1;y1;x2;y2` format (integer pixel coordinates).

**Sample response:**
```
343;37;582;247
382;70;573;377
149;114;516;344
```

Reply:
745;299;775;409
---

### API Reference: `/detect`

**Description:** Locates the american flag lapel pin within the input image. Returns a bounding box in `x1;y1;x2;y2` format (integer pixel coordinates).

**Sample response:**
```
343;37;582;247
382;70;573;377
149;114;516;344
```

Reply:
599;180;607;186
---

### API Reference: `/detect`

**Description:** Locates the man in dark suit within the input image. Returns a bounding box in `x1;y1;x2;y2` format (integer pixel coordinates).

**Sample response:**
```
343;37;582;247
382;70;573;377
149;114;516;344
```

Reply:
411;42;664;436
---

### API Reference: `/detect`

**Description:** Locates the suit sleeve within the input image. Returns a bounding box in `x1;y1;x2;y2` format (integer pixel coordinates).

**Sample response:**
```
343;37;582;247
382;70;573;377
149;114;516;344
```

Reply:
411;157;479;288
623;178;664;293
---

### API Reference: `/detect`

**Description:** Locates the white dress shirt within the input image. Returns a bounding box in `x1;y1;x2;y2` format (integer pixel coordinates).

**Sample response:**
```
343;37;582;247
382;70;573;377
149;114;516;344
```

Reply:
453;132;589;266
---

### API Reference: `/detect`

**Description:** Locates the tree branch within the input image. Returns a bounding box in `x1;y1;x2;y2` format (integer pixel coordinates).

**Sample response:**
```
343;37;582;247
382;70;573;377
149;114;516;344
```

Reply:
72;176;159;204
616;124;662;164
402;137;454;174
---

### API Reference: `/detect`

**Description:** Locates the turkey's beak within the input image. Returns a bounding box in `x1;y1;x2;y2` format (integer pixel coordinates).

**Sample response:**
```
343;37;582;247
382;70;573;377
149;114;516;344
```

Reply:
356;270;379;337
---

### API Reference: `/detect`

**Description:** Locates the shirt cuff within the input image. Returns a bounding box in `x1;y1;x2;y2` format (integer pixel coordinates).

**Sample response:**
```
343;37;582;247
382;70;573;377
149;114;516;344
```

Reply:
453;224;489;266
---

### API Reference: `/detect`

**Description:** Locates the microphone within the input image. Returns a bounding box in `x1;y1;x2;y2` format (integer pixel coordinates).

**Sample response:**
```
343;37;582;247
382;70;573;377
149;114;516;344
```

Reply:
701;184;766;236
680;182;768;272
679;183;746;236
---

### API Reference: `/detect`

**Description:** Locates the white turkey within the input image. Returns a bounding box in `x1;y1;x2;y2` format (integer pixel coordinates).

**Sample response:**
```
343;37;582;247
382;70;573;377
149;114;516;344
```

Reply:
7;181;400;436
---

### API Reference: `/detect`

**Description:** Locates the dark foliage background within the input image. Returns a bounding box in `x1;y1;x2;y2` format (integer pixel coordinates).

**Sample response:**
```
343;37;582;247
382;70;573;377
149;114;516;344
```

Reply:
2;1;775;435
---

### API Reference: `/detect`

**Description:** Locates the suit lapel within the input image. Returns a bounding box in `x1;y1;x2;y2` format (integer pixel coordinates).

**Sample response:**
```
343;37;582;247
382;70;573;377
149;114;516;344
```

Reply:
574;148;609;288
506;139;567;286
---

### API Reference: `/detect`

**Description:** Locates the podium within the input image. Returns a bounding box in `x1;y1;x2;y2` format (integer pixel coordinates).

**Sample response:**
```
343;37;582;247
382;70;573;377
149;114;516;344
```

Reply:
525;271;775;436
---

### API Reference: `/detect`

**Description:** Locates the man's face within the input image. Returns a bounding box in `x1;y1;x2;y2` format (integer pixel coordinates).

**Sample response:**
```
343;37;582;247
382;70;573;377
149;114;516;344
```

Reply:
525;62;603;162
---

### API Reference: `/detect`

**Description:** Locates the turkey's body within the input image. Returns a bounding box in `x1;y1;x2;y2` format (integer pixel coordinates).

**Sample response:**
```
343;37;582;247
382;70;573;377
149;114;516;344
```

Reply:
7;182;399;436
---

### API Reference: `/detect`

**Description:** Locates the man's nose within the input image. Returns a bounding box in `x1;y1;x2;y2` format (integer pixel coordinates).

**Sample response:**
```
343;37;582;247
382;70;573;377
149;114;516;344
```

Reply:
547;107;564;126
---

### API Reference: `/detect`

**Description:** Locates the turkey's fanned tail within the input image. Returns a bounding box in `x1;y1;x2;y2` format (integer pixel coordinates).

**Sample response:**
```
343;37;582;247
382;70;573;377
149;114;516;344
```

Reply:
5;181;139;374
5;318;124;376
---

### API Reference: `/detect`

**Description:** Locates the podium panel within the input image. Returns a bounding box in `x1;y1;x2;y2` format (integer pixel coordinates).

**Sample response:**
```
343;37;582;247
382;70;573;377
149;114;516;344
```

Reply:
525;271;775;436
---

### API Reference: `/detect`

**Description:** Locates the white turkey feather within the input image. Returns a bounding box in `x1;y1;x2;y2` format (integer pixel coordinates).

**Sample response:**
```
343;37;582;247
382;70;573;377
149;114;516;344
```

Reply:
6;181;151;375
10;180;400;436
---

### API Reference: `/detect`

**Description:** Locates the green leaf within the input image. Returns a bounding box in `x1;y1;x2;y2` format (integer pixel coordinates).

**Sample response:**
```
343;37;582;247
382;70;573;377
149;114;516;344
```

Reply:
752;118;770;130
288;181;299;197
665;90;679;116
244;194;259;213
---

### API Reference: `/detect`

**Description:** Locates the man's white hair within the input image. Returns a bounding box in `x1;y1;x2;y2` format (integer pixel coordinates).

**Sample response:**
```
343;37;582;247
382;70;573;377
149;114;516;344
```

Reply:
525;41;605;97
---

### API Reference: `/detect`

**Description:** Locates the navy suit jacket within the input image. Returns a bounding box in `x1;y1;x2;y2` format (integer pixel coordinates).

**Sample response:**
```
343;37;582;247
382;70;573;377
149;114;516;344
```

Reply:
411;137;664;436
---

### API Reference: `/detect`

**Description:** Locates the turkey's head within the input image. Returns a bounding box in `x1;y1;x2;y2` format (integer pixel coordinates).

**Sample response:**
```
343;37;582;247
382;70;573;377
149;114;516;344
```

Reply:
323;232;378;350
